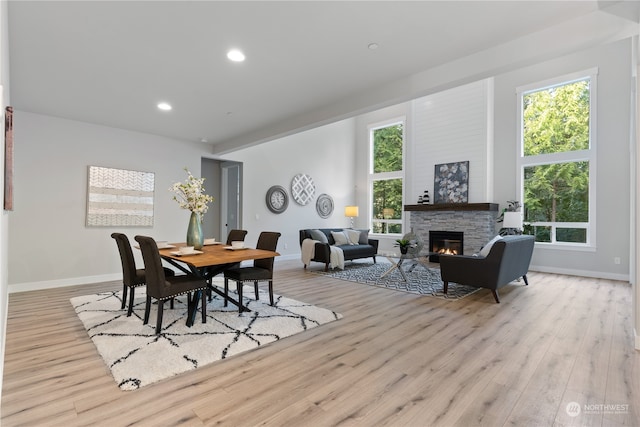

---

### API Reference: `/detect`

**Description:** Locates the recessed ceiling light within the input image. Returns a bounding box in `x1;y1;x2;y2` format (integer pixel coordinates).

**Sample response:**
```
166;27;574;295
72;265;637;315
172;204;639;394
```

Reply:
157;102;172;111
368;43;379;50
227;49;246;62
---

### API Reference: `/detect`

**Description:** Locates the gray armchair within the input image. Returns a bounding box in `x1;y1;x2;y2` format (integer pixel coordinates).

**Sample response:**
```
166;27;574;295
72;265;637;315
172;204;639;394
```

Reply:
439;235;535;303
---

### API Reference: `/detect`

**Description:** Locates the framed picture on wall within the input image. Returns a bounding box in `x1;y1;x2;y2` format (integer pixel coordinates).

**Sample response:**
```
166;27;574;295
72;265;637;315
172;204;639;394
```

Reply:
434;161;469;204
86;166;155;226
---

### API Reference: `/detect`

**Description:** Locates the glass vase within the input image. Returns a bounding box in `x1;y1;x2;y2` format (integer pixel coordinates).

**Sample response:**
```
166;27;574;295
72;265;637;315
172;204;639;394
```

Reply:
186;211;204;250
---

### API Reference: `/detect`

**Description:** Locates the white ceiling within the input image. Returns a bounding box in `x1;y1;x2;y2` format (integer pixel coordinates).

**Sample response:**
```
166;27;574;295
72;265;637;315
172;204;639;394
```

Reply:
7;1;639;154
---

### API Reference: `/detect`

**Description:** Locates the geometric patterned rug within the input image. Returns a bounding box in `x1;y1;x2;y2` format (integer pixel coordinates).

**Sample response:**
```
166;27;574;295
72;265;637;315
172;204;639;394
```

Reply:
70;279;342;391
316;261;479;299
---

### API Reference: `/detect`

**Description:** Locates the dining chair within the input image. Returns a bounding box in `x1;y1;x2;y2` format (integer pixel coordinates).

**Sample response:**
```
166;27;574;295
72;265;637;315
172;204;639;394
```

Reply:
135;235;209;334
111;233;175;317
226;229;248;245
205;229;249;301
223;231;281;312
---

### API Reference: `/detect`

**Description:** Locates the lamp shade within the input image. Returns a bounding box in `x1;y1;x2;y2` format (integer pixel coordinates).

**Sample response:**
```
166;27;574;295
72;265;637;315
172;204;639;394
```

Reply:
382;208;395;219
344;206;359;217
503;211;522;229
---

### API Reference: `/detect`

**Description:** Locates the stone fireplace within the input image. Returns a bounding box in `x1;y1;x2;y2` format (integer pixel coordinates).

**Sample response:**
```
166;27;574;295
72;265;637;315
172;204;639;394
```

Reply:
405;203;499;258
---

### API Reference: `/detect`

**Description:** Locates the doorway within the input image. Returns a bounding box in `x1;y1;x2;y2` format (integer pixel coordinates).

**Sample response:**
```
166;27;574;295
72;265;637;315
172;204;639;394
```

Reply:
201;159;243;242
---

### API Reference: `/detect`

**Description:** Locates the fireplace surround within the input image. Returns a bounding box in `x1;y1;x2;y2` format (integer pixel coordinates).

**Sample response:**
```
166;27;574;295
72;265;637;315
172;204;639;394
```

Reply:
405;203;499;257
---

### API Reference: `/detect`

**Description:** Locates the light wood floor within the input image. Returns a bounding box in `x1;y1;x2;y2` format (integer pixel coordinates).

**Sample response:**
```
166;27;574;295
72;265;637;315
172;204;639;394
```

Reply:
2;259;639;426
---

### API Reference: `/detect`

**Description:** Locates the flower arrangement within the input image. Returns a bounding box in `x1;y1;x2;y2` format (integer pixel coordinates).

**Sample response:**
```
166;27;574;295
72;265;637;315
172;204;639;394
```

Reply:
169;168;214;215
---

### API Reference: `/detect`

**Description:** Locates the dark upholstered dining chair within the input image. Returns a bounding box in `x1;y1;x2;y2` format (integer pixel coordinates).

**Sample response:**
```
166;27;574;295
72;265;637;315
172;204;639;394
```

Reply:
223;231;281;312
226;229;248;245
204;229;249;302
135;235;209;334
111;232;175;317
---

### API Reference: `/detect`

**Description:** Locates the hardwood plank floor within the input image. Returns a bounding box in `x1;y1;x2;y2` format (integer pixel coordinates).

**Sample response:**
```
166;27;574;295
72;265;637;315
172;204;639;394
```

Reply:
2;259;638;426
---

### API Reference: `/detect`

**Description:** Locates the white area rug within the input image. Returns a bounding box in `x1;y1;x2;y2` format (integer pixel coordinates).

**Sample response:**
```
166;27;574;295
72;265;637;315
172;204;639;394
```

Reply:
71;280;342;391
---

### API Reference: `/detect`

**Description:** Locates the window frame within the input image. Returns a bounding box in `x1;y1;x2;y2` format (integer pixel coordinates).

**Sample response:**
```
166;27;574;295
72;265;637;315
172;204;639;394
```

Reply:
516;68;597;249
368;117;406;237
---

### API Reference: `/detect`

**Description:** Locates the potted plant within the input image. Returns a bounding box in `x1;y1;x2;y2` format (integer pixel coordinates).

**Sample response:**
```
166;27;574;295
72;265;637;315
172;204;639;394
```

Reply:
394;238;415;255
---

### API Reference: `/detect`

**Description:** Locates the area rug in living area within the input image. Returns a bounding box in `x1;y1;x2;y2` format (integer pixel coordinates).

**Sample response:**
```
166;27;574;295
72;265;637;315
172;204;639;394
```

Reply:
70;280;342;391
316;261;479;299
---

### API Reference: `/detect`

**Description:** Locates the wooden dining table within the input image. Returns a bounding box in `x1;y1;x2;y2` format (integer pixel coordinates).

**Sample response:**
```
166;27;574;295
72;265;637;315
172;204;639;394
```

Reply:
158;242;280;326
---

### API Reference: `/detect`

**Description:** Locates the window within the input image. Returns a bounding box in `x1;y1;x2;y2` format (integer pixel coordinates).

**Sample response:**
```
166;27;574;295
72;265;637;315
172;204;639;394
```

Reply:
517;69;596;246
369;121;404;235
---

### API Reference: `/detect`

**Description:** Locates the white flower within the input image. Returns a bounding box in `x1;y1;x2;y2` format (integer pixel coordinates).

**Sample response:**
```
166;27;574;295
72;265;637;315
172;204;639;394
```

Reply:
169;168;214;215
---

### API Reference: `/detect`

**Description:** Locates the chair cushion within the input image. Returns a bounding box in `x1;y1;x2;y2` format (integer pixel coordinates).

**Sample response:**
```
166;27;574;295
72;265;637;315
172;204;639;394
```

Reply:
310;229;328;243
331;231;349;245
479;235;503;257
225;266;273;282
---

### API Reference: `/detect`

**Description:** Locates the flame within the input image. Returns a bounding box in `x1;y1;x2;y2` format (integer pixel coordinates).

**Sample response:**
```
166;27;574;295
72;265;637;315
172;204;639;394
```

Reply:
437;248;459;255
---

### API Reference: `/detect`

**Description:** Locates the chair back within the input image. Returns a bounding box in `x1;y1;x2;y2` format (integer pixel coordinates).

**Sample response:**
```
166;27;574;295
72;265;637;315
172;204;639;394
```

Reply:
134;235;167;297
254;231;281;271
111;233;140;286
226;229;248;245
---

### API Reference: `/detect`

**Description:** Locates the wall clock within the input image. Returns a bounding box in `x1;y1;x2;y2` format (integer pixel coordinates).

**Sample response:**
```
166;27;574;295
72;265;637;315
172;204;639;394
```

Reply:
265;185;289;214
291;173;315;206
316;193;334;218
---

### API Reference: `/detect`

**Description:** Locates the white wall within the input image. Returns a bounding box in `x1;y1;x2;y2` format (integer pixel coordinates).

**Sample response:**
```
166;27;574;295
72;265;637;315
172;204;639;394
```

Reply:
8;112;212;290
222;118;356;256
493;38;632;280
0;0;10;402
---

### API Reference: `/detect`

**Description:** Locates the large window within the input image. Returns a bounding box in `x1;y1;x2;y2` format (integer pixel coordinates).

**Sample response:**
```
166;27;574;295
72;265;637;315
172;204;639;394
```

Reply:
517;69;596;246
369;121;404;235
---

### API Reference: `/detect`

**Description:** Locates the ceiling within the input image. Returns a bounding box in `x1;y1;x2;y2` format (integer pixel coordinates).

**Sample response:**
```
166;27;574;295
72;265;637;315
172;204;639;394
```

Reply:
7;1;639;155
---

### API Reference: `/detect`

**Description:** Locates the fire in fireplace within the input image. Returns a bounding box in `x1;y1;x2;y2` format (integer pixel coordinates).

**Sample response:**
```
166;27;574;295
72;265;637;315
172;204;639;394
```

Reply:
429;231;464;262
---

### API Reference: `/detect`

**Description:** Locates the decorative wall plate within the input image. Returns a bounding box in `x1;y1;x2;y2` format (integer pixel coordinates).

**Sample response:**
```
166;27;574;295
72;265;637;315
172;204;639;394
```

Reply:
291;173;315;206
316;193;334;218
266;185;288;214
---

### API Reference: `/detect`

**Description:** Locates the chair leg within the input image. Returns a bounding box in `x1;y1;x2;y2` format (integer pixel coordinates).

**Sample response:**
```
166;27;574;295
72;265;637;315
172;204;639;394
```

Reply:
254;281;259;300
127;287;136;317
224;278;229;307
121;283;127;309
201;290;207;324
156;300;165;334
491;289;501;303
237;281;243;313
443;281;449;294
170;297;174;309
268;280;274;306
522;274;529;286
144;296;152;324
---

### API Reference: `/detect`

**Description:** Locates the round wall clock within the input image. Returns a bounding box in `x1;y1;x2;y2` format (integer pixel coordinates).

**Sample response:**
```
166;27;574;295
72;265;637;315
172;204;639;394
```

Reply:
291;173;315;206
265;185;288;214
316;193;334;218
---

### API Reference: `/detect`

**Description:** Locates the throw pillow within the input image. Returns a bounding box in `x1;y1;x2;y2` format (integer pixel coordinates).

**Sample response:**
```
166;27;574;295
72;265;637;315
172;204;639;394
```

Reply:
345;229;361;245
310;229;328;244
331;231;350;246
478;235;503;257
357;229;370;244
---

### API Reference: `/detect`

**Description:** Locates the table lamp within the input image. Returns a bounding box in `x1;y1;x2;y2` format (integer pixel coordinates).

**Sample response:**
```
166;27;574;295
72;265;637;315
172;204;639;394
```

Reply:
345;206;359;228
502;211;522;234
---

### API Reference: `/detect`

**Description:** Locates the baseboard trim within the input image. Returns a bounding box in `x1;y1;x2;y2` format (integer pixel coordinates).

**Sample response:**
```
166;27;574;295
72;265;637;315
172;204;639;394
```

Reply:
529;264;629;282
8;273;121;294
8;255;303;294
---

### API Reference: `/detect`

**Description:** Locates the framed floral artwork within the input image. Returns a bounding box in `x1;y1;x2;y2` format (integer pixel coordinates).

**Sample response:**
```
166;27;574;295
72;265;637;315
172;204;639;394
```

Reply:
434;161;469;204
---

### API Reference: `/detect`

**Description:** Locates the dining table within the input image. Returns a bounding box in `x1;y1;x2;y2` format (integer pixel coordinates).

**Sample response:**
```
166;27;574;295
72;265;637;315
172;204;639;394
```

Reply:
158;241;280;326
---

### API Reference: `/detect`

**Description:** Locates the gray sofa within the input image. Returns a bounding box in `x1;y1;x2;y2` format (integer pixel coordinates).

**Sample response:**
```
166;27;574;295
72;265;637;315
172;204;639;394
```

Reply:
439;235;535;303
299;228;378;271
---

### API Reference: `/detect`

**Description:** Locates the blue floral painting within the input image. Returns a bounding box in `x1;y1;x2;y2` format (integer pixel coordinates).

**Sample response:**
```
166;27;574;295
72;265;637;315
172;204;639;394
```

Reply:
434;161;469;203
